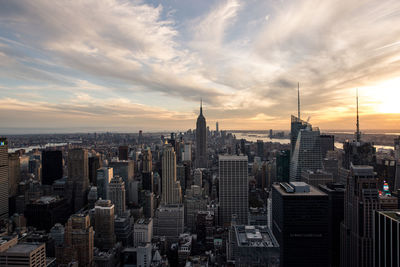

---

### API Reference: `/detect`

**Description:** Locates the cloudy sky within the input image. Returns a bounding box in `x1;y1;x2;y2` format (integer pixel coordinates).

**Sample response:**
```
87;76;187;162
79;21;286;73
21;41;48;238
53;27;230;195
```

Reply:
0;0;400;133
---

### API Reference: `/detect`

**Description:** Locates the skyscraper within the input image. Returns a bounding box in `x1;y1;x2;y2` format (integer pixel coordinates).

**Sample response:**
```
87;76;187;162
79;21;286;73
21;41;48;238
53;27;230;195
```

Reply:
118;145;129;161
0;137;8;221
219;155;248;226
66;148;89;212
94;199;116;250
96;167;113;200
142;148;153;193
272;182;329;267
42;150;63;185
196;100;207;168
394;137;400;190
8;152;20;197
290;125;322;181
88;155;101;185
142;148;152;173
161;145;182;204
341;164;380;267
56;213;94;267
320;134;334;159
108;176;126;217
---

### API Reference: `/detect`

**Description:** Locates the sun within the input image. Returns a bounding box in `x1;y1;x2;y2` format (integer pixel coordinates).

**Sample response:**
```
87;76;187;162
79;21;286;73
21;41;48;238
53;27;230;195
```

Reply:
360;78;400;114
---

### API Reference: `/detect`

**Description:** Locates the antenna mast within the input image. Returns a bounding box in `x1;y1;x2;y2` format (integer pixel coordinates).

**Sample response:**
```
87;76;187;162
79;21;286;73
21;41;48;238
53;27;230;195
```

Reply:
297;82;300;119
356;89;361;142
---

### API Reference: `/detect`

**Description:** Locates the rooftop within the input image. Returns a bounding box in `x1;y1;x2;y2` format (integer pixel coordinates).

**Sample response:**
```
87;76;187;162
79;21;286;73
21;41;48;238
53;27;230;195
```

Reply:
273;183;327;196
234;225;279;248
377;210;400;221
4;243;43;254
219;155;248;161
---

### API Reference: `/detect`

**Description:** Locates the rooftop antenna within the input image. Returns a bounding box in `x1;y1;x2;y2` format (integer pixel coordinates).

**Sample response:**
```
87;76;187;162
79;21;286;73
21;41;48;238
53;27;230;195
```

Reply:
356;88;361;142
200;98;203;115
297;82;301;119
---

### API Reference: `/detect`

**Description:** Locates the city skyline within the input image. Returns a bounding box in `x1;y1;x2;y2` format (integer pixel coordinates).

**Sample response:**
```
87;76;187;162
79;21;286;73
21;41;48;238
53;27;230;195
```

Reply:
1;0;400;133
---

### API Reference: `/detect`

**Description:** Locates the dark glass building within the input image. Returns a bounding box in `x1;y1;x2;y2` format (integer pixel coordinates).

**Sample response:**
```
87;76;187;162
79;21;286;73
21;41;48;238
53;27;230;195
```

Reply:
42;150;63;185
272;182;329;267
320;134;334;159
276;150;290;183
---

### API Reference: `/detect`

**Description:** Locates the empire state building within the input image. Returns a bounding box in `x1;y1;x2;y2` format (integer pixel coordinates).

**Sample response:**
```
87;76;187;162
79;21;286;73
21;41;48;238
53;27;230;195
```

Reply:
196;100;207;168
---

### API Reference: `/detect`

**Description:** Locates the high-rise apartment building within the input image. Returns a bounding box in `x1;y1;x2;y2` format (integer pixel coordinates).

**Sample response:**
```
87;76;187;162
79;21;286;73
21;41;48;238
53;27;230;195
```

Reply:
42;150;63;185
66;148;89;212
0;138;8;221
108;176;126;217
341;165;380;267
290;126;322;181
94;199;116;250
219;155;248;226
272;182;329;267
161;145;182;205
196;101;207;168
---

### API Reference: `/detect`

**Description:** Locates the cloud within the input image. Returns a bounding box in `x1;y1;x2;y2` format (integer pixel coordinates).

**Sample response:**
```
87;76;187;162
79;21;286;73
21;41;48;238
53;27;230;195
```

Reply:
0;0;400;131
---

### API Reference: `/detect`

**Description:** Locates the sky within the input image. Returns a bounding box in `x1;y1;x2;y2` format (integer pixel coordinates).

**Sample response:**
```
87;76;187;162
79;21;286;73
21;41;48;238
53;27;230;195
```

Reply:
0;0;400;134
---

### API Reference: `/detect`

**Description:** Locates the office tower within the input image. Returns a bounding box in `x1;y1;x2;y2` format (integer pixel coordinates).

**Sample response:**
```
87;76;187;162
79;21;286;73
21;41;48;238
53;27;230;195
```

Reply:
343;94;376;170
373;210;400;267
394;137;400;190
320;134;334;158
28;157;41;181
257;140;264;158
323;157;339;182
272;182;329;267
133;218;153;246
319;183;345;267
24;196;70;231
227;225;279;266
50;224;65;249
341;165;380;267
196;100;207;168
290;126;322;181
153;204;184;240
216;121;219;133
114;214;133;246
219;155;249;226
88;155;101;185
301;169;333;187
276;150;290;183
0;243;46;267
87;186;98;208
42;150;63;185
121;244;152;267
143;191;154;218
142;148;152;173
183;142;192;162
0;138;8;221
184;185;207;231
142;172;153;193
108;176;126;216
108;160;134;203
118;145;129;161
66;148;89;212
138;130;143;144
57;213;94;267
8;152;20;197
290;116;309;156
96;167;113;199
193;168;202;187
161;145;182;204
94;199;116;250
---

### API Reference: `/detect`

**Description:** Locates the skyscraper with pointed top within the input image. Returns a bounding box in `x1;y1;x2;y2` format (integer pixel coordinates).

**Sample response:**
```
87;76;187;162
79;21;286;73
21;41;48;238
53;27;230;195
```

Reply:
196;99;207;168
342;89;376;170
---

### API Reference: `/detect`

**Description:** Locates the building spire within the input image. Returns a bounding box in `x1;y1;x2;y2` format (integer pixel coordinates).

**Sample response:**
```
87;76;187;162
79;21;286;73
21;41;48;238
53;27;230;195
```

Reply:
356;88;361;142
200;98;203;115
297;82;300;119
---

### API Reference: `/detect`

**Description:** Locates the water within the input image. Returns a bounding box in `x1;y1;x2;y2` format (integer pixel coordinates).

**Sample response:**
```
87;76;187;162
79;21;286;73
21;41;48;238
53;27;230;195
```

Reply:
9;141;81;153
232;133;394;151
